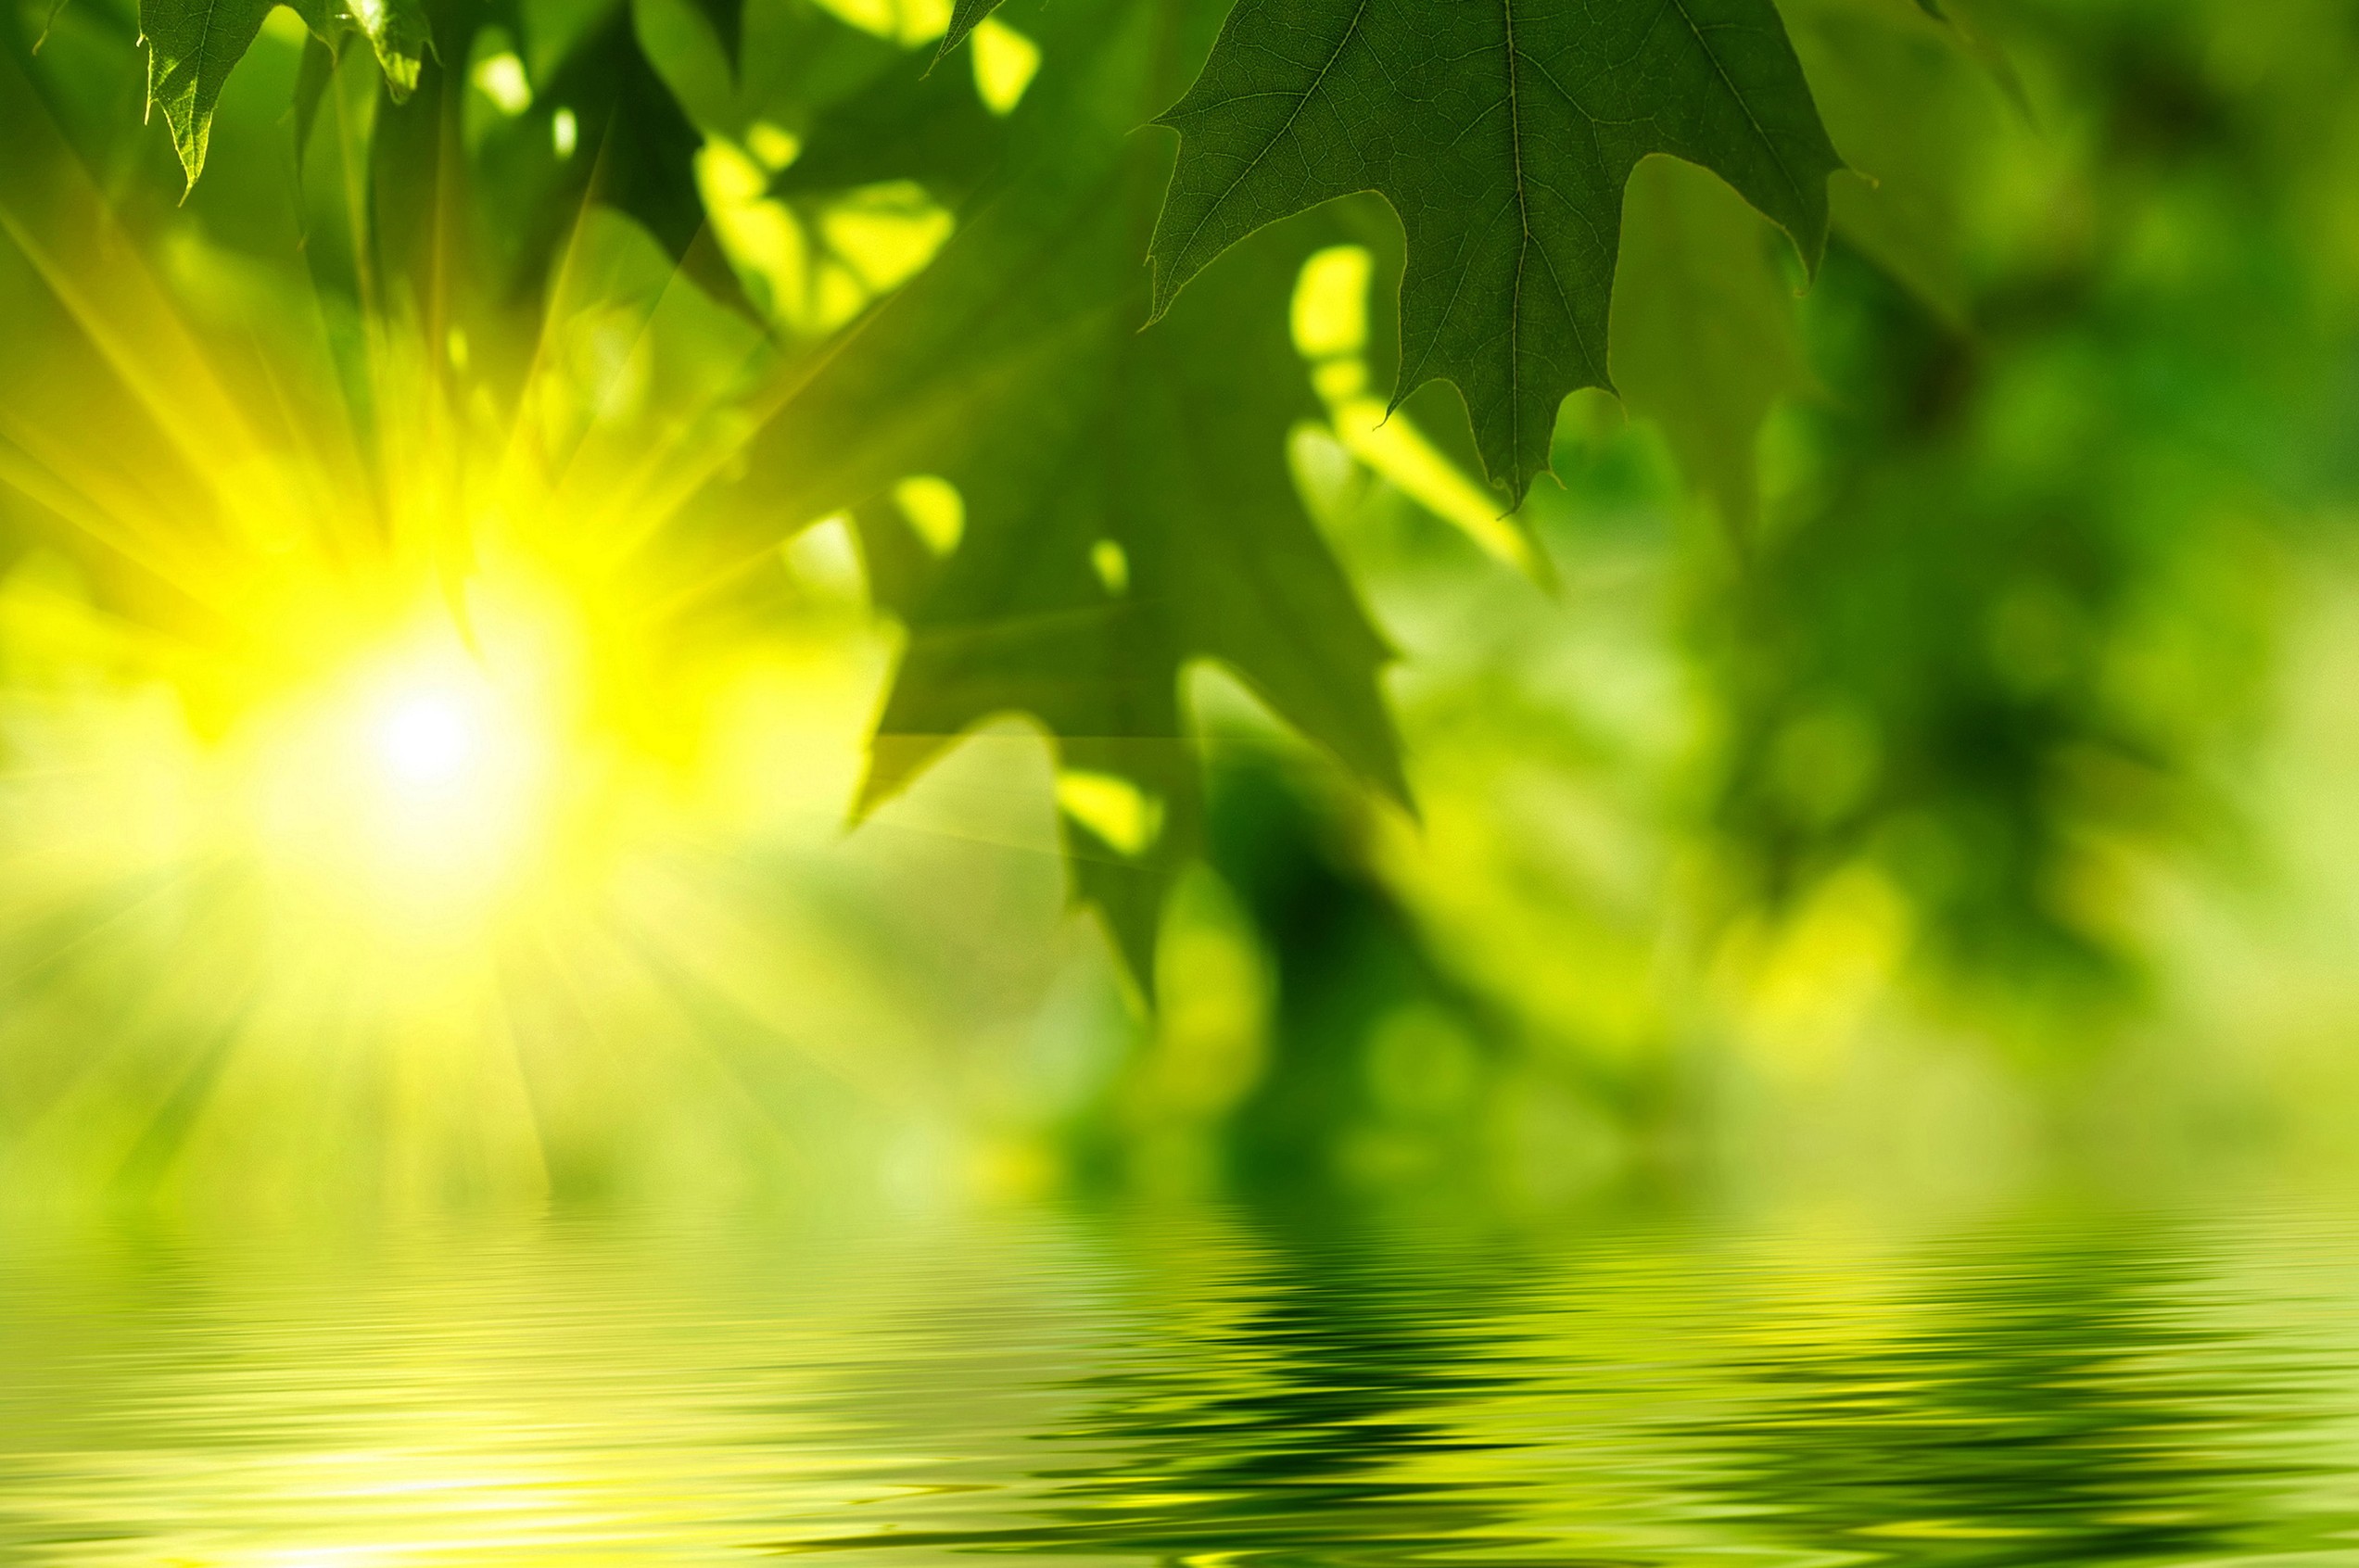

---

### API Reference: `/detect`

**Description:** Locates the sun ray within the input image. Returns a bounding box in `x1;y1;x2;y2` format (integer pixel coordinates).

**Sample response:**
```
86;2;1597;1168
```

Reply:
0;0;1103;1220
0;60;294;551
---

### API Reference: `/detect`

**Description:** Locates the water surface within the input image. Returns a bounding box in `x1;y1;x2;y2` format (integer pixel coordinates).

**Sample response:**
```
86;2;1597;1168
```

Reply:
6;1203;2359;1565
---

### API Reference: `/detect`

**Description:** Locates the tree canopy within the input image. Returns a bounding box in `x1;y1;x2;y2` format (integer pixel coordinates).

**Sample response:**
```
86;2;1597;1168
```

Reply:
21;0;2017;986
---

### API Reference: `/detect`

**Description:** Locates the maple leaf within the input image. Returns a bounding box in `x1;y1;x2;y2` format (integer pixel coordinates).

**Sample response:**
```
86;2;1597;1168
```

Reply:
1605;0;2016;527
409;0;752;314
723;0;1405;987
540;5;750;310
1146;0;1845;508
767;35;1007;209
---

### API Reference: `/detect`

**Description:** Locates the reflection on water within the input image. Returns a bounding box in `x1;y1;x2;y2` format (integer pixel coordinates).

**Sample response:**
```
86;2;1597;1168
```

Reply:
7;1205;2359;1564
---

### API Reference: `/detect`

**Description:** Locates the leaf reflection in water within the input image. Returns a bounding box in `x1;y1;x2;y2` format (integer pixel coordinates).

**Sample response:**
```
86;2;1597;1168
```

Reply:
5;1206;2359;1567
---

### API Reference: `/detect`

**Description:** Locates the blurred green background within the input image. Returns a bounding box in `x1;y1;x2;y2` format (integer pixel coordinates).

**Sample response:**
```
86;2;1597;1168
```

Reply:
1;0;2357;1232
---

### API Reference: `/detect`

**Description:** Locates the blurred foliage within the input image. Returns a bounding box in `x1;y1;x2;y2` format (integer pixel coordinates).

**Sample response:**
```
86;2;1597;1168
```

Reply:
0;0;2355;1223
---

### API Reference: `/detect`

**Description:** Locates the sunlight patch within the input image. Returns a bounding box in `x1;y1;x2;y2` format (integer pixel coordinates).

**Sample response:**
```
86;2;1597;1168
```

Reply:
699;144;956;336
1290;245;1541;578
1090;539;1128;597
1057;770;1163;857
808;0;950;47
893;475;964;556
970;19;1040;114
471;50;532;114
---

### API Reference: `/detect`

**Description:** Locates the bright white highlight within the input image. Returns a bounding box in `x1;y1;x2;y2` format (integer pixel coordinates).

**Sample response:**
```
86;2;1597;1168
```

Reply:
376;689;480;792
241;633;569;931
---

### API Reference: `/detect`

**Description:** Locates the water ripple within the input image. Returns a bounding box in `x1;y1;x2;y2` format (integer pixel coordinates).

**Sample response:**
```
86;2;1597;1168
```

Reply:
7;1206;2359;1566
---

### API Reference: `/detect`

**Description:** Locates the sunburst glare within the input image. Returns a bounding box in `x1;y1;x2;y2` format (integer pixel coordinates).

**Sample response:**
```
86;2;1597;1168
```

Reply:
376;685;483;792
242;621;568;929
0;26;1081;1220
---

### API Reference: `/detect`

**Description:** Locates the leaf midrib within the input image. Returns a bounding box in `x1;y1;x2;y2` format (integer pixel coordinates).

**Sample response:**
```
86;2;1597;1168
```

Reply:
1503;0;1529;494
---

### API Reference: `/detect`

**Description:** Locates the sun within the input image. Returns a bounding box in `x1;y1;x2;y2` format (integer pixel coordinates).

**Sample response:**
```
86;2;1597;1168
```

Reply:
345;659;539;850
375;686;484;793
237;621;577;936
0;63;921;1212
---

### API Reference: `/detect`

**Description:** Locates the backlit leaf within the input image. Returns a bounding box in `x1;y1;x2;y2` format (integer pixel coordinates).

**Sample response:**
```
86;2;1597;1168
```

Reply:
139;0;276;184
728;0;1404;986
1609;155;1811;531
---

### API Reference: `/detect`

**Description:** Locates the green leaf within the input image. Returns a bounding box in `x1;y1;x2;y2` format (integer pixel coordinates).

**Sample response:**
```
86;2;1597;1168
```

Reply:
285;0;434;158
139;0;278;185
287;0;434;98
768;37;1005;208
150;0;425;187
1608;155;1811;531
1782;0;2013;327
287;0;428;99
1147;0;1845;508
533;3;755;313
342;0;431;100
726;0;1404;987
934;0;1001;61
289;27;334;171
682;0;739;72
1909;0;2023;108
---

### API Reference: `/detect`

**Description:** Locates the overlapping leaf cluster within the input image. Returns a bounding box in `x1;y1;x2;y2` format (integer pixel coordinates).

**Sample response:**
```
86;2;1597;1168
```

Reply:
128;0;737;320
146;0;429;182
742;0;1883;983
724;0;1406;984
28;0;2036;988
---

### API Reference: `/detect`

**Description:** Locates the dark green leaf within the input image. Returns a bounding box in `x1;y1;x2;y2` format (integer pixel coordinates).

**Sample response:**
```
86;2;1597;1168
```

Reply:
1148;0;1845;507
682;0;739;72
934;0;1000;61
768;40;1004;208
726;0;1404;986
534;5;755;314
